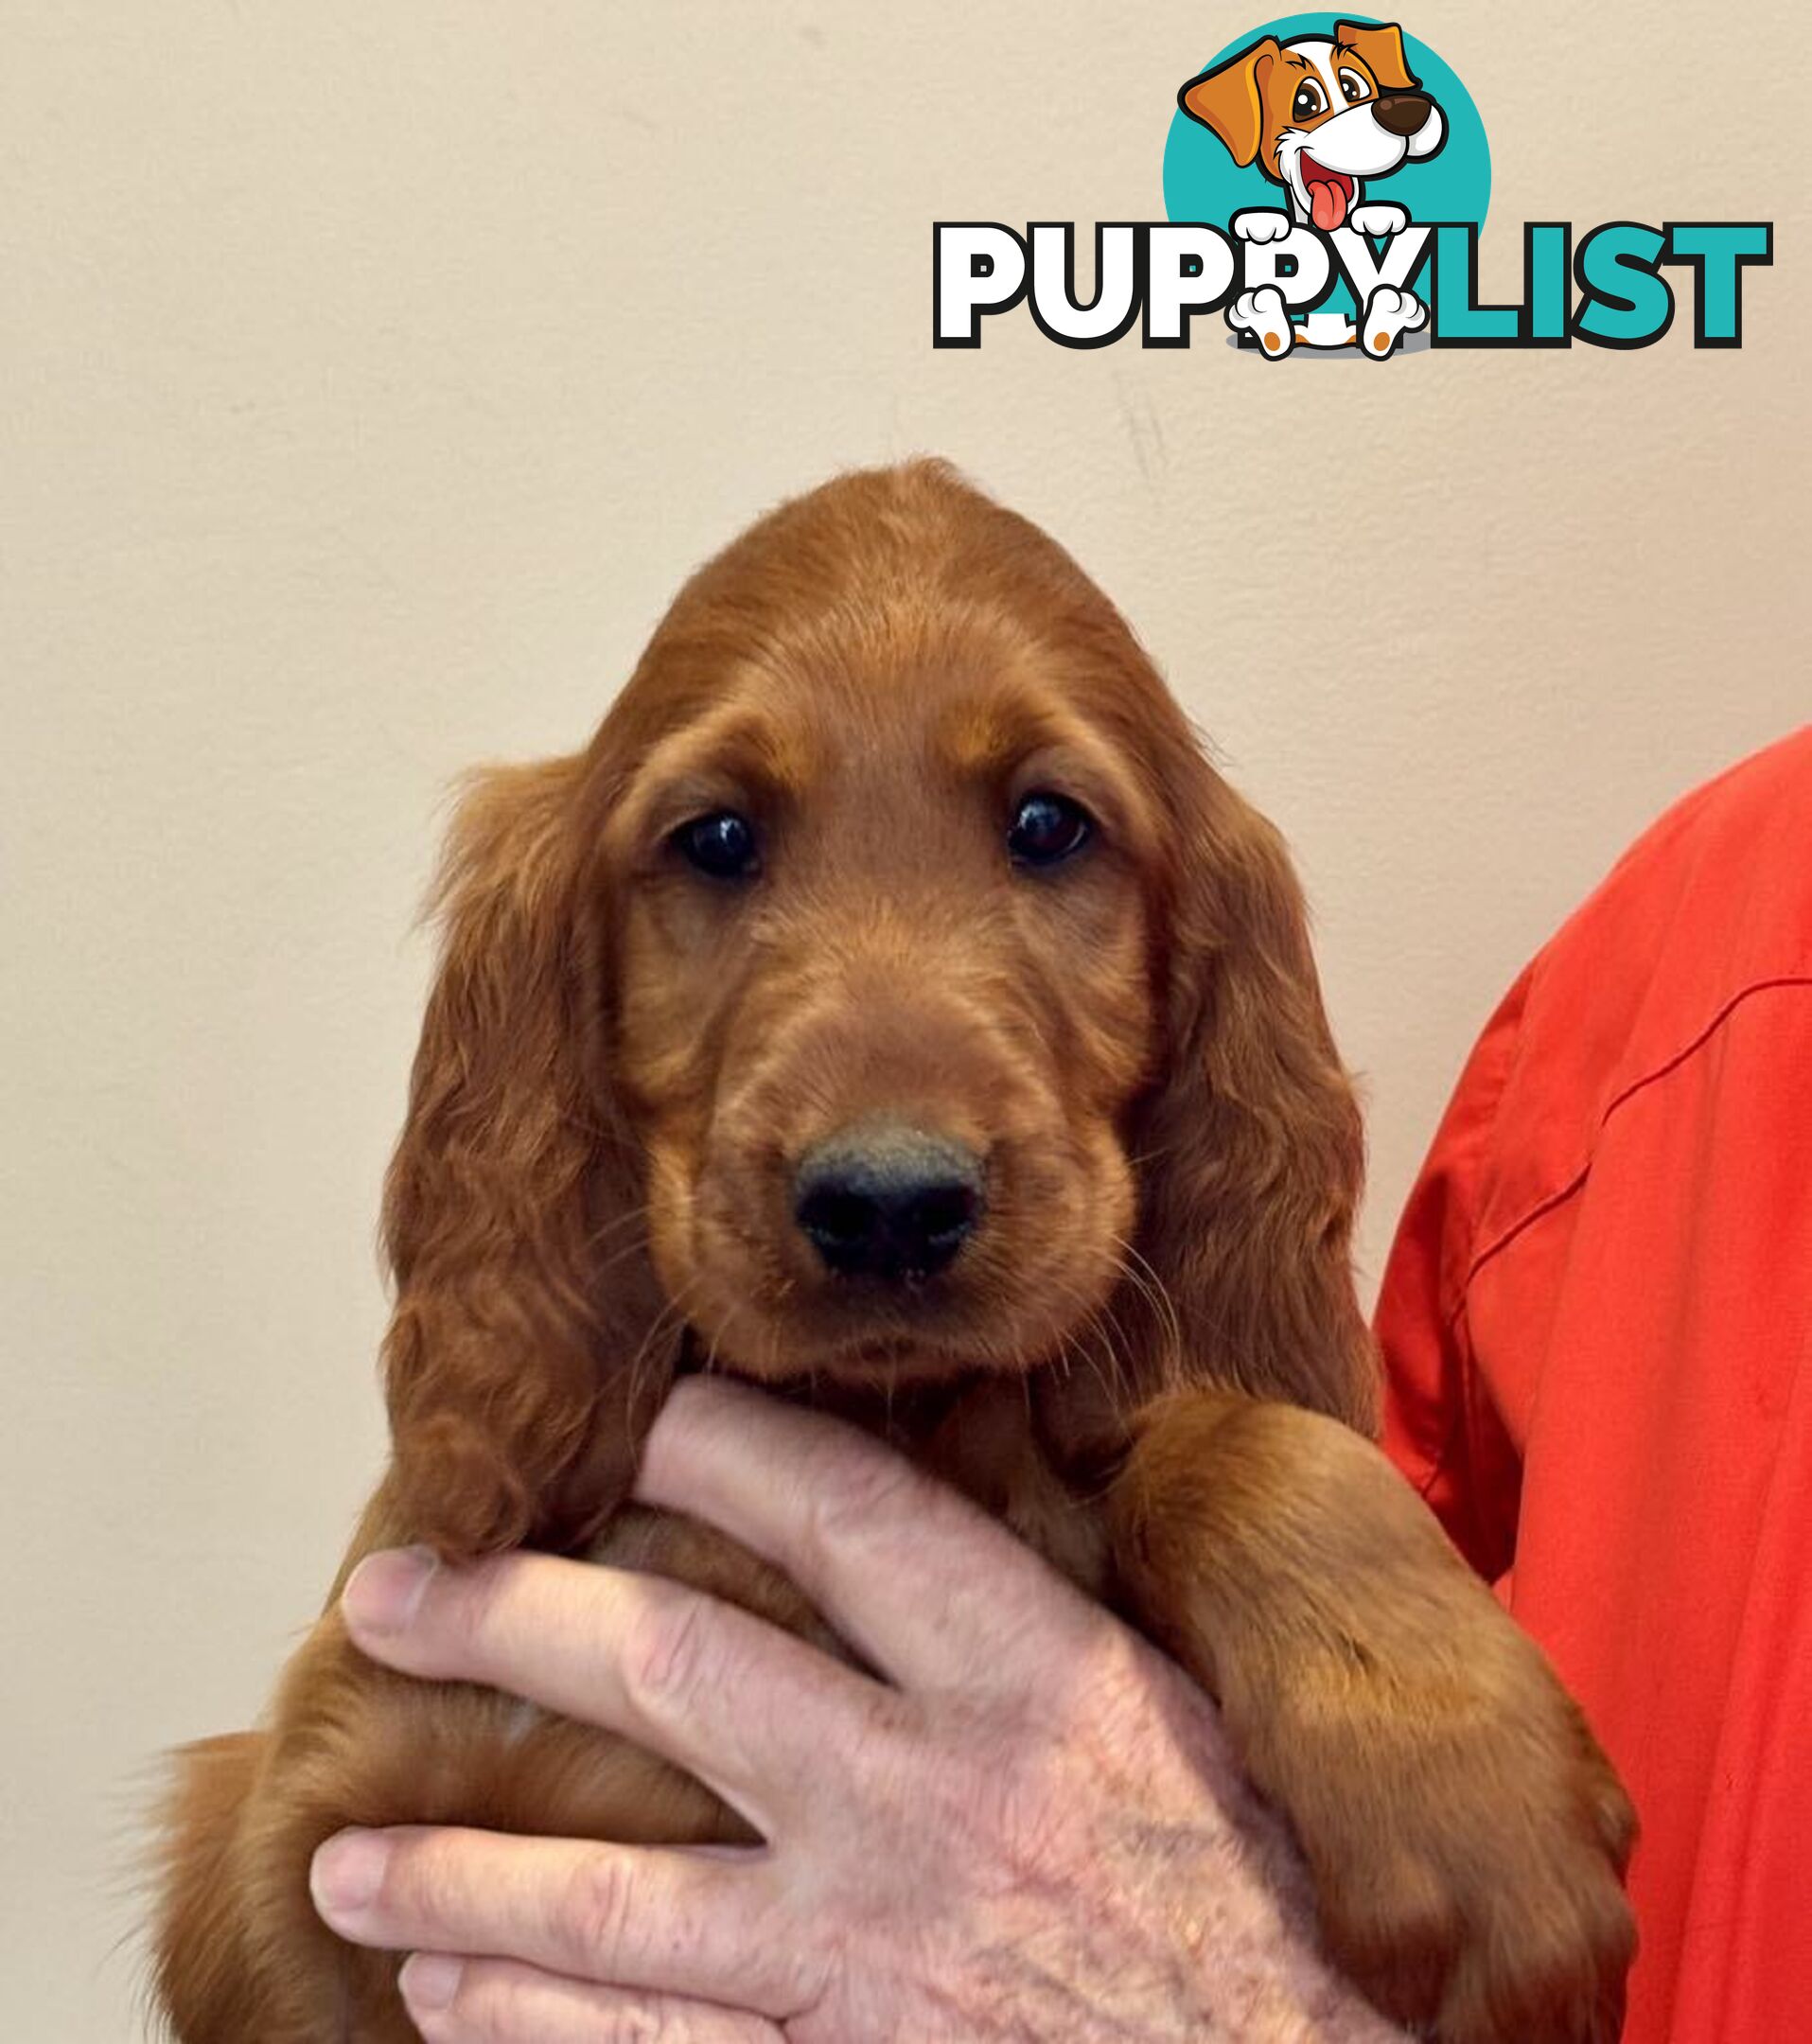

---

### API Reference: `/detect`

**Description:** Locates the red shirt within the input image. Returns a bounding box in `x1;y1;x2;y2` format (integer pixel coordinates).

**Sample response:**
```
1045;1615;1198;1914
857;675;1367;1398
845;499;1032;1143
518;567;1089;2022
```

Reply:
1377;726;1812;2043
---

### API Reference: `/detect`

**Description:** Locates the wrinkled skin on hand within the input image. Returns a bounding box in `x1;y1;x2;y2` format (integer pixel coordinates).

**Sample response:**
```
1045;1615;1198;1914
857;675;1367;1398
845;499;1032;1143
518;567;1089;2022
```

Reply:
309;1380;1404;2044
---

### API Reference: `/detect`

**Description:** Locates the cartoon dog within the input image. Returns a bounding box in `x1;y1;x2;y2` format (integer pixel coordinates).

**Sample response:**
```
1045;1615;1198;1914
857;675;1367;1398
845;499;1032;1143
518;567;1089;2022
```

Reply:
1180;20;1445;359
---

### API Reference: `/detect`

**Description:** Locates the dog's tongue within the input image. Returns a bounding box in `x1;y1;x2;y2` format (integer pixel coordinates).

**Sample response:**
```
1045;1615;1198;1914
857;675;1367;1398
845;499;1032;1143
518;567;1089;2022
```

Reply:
1309;175;1348;232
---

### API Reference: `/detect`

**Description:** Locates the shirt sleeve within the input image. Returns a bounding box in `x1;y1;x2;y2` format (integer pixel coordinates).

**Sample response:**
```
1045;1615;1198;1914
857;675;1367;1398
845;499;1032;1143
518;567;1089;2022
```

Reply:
1371;727;1812;2044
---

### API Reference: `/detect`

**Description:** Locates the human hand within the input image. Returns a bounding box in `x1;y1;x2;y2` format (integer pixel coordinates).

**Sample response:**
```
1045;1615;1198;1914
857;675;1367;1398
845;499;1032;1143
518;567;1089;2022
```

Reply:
310;1376;1402;2042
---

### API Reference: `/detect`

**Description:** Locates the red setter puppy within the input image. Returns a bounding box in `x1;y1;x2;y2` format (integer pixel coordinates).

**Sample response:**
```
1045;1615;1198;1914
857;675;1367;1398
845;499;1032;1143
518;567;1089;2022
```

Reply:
153;462;1634;2042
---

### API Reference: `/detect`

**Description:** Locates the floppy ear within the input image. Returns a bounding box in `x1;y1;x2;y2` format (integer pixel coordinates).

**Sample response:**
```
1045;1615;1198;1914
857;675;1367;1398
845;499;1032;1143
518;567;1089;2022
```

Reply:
1128;753;1379;1435
1179;37;1281;170
1335;19;1419;92
379;754;671;1560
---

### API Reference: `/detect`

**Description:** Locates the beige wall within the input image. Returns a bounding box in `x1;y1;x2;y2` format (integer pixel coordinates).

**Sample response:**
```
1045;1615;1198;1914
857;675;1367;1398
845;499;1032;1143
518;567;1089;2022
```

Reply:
2;5;1804;2035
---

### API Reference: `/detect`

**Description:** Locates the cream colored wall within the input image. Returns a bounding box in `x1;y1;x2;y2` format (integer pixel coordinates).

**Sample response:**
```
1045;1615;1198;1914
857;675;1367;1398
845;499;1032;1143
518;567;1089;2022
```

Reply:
2;5;1804;2035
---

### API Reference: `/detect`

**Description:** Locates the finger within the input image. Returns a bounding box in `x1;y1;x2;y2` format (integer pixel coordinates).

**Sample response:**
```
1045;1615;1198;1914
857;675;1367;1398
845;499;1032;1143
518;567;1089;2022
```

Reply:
636;1377;1110;1692
398;1953;785;2044
312;1827;817;2018
341;1544;888;1832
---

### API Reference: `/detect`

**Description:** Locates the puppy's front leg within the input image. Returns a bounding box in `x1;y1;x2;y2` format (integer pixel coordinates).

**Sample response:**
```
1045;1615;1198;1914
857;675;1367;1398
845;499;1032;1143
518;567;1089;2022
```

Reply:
1106;1389;1636;2044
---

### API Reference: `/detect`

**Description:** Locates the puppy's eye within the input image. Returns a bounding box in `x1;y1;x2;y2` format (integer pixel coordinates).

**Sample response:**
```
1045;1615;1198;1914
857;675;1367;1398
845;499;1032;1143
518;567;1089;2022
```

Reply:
1338;67;1370;104
674;810;760;880
1007;792;1092;869
1292;80;1327;120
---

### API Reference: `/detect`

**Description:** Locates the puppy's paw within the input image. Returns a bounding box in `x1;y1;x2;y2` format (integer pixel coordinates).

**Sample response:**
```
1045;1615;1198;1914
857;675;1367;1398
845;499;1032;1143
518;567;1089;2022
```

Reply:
1348;202;1410;238
1109;1395;1637;2042
1275;1610;1636;2043
1361;284;1427;359
1231;207;1293;244
1312;1699;1636;2044
1228;286;1294;358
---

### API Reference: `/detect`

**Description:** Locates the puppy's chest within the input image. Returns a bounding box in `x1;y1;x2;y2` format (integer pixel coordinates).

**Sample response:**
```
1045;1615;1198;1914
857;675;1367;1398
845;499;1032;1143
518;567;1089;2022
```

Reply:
916;1375;1114;1597
589;1377;1115;1660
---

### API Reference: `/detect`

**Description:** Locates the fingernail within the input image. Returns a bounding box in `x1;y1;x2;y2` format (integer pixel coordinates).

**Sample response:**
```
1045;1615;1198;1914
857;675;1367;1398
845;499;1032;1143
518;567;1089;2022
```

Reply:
343;1546;438;1634
310;1829;389;1921
400;1951;464;2013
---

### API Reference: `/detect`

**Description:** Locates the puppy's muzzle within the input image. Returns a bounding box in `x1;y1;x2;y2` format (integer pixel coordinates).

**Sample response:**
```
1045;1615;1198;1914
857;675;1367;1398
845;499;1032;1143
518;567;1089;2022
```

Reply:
794;1121;986;1283
1374;92;1433;137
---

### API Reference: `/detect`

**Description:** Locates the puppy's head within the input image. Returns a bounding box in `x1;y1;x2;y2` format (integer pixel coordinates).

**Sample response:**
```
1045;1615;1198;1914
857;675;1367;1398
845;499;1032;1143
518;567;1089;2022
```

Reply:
381;463;1373;1558
1180;21;1445;230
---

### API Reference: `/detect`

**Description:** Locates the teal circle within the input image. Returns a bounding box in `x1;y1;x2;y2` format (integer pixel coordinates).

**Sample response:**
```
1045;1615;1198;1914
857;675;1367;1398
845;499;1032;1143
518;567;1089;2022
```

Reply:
1163;14;1490;314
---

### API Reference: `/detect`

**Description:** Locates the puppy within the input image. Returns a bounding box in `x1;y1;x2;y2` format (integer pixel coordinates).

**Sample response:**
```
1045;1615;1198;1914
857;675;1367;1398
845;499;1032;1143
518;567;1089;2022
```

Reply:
152;462;1634;2044
1181;19;1444;358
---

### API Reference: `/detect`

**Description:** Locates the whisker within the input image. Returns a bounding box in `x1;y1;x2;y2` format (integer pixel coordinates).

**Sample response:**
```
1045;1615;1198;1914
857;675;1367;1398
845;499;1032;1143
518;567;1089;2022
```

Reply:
1040;1278;1124;1419
591;1232;655;1284
624;1275;701;1415
1112;1234;1184;1361
585;1202;652;1250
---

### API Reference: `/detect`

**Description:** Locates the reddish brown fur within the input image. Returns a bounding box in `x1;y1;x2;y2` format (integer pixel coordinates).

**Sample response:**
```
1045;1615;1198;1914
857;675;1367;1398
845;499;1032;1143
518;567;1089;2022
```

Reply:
151;463;1633;2043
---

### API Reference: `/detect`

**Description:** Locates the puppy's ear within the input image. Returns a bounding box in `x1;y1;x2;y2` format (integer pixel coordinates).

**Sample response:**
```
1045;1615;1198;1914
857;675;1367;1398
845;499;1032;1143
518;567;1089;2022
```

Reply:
1179;37;1281;169
379;754;670;1559
1335;20;1419;92
1130;749;1378;1434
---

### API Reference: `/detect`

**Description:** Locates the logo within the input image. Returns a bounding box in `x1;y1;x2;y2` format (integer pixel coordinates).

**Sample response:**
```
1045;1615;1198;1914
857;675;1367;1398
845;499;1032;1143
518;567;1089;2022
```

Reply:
934;15;1771;355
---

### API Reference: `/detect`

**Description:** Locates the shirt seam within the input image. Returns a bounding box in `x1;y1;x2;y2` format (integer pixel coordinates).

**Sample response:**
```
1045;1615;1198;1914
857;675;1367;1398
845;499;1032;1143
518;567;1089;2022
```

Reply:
1451;972;1812;1316
1412;973;1812;1513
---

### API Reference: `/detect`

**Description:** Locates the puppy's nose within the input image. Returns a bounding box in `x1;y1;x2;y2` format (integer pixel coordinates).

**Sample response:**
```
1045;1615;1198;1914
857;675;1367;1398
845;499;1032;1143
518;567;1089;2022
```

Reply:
1373;92;1432;136
793;1123;984;1282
